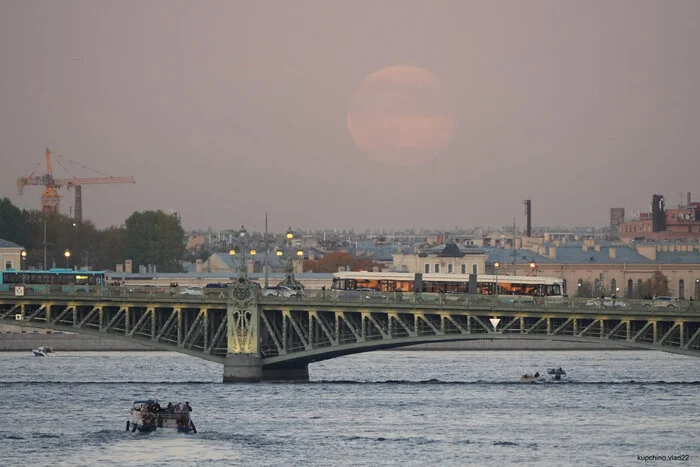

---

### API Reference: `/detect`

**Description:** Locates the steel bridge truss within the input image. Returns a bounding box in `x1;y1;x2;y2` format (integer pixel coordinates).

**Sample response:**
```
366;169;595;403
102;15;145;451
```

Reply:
2;300;700;366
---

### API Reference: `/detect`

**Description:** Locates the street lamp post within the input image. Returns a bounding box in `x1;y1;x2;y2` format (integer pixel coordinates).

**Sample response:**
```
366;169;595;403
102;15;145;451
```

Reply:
695;278;699;301
64;249;71;269
21;250;27;270
279;227;303;289
494;261;500;296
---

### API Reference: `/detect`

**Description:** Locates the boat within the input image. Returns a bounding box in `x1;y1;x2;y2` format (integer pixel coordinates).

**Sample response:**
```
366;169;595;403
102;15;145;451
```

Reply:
543;367;568;382
520;368;568;383
32;346;55;357
520;372;546;383
126;400;196;433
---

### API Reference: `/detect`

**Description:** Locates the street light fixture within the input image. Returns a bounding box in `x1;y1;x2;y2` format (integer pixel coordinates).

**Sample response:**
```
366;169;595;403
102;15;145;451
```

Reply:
64;249;71;269
280;227;302;290
21;250;27;270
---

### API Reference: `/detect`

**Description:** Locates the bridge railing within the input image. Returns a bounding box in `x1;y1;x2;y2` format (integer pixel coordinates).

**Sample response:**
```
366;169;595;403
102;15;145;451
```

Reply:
0;285;698;314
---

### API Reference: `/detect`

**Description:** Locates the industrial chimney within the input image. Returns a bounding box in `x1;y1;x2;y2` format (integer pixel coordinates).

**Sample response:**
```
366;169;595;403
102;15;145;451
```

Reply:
523;199;532;237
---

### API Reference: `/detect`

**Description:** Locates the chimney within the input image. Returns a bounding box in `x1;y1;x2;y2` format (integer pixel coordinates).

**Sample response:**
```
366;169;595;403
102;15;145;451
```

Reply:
688;192;692;207
195;259;202;273
609;247;616;259
582;245;588;252
524;200;532;237
548;247;556;260
594;245;601;252
124;260;132;274
116;264;124;273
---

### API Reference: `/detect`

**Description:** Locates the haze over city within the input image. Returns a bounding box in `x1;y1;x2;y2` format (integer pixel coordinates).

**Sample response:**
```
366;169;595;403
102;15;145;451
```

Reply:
1;0;699;232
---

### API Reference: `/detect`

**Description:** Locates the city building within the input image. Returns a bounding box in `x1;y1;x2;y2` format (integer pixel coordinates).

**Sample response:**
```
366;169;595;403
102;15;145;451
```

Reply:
0;239;24;271
392;243;488;275
620;193;700;241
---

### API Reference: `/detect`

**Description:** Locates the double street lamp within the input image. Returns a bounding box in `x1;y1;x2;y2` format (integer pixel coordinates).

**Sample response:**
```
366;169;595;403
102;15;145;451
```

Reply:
228;228;257;279
279;227;304;288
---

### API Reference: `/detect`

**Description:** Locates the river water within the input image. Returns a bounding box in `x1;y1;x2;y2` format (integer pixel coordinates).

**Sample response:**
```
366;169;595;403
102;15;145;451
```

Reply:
1;350;698;466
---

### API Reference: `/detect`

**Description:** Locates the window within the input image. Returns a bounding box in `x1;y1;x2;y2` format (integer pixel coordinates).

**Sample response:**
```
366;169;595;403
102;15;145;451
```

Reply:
637;279;643;298
610;279;617;296
594;279;600;295
4;261;12;270
627;279;633;298
461;264;466;274
472;264;477;274
434;264;440;273
424;264;430;274
448;264;453;273
562;279;567;295
679;279;685;299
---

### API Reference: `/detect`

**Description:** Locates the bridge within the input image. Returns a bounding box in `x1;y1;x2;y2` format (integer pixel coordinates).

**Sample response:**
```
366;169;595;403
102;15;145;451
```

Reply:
2;278;699;382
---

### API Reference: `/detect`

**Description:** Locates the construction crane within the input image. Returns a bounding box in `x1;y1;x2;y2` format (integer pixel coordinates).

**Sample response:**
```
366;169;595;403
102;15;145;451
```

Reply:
16;148;136;222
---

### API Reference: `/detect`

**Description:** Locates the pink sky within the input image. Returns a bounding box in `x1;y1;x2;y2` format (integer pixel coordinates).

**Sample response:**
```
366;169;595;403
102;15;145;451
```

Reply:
1;0;699;232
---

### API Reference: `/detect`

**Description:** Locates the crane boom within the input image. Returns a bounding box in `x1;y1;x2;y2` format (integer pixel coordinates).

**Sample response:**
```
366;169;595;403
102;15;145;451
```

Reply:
16;147;136;222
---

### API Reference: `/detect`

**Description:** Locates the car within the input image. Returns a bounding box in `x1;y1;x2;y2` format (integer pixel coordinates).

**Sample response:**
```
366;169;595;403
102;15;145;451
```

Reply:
644;296;679;308
180;286;203;296
204;283;228;295
585;298;627;307
263;285;304;298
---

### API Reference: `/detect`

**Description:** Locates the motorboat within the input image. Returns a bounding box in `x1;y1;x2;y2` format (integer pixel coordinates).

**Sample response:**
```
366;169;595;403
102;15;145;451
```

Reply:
126;400;196;433
521;368;568;383
32;346;55;357
520;372;546;383
543;367;568;382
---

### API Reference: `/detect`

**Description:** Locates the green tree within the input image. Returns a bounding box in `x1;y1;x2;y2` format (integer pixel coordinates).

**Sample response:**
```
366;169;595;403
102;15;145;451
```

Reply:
93;227;127;270
125;210;185;272
0;197;26;245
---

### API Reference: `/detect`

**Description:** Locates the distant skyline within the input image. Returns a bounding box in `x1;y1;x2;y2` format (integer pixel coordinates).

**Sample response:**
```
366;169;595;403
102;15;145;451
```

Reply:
1;1;699;232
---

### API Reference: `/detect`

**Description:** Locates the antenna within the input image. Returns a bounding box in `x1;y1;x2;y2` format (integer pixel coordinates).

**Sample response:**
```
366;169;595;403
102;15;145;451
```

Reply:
512;217;517;276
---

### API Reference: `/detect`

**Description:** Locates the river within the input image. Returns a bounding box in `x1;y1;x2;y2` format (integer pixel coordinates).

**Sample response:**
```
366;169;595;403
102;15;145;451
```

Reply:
1;350;698;466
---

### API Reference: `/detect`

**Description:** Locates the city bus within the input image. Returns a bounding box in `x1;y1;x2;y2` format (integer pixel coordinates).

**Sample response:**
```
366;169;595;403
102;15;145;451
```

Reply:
0;269;107;293
331;271;564;298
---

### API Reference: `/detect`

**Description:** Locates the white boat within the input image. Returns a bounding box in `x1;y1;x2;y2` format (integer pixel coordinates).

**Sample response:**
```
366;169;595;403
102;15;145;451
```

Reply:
32;346;55;357
126;400;196;433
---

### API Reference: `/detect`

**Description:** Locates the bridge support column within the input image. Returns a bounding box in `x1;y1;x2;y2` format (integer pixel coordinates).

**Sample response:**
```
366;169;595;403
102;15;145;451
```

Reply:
223;354;263;383
261;365;309;381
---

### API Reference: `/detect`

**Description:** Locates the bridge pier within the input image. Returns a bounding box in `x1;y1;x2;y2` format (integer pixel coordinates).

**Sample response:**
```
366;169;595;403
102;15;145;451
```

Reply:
223;355;310;382
223;354;263;383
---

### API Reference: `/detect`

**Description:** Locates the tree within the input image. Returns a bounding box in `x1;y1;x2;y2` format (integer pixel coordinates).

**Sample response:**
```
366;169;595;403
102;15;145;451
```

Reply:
93;227;127;271
125;210;185;272
0;197;26;245
577;280;594;298
641;271;670;298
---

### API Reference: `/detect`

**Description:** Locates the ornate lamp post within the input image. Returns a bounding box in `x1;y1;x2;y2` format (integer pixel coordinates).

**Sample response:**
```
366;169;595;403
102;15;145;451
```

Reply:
21;250;27;270
494;261;500;296
64;249;71;269
279;227;303;289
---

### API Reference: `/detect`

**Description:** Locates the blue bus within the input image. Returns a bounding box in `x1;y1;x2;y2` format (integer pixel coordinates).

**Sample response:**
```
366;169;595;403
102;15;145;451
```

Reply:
0;269;107;293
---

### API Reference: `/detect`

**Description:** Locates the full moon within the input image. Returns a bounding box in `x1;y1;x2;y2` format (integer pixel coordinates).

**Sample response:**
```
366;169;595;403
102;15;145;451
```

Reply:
347;65;455;166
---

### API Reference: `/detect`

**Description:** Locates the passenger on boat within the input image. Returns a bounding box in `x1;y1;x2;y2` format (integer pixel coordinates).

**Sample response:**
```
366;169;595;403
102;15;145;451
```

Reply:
534;372;540;378
185;401;192;412
166;402;174;413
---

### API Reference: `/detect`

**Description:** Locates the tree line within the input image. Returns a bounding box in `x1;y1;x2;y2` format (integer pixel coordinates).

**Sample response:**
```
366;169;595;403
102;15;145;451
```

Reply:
0;198;185;272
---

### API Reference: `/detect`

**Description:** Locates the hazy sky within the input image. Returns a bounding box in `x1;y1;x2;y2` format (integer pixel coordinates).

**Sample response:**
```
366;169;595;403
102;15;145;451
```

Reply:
1;1;699;233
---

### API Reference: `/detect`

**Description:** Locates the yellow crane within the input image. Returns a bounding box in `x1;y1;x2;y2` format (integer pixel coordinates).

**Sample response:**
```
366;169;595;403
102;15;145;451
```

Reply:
17;148;136;222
